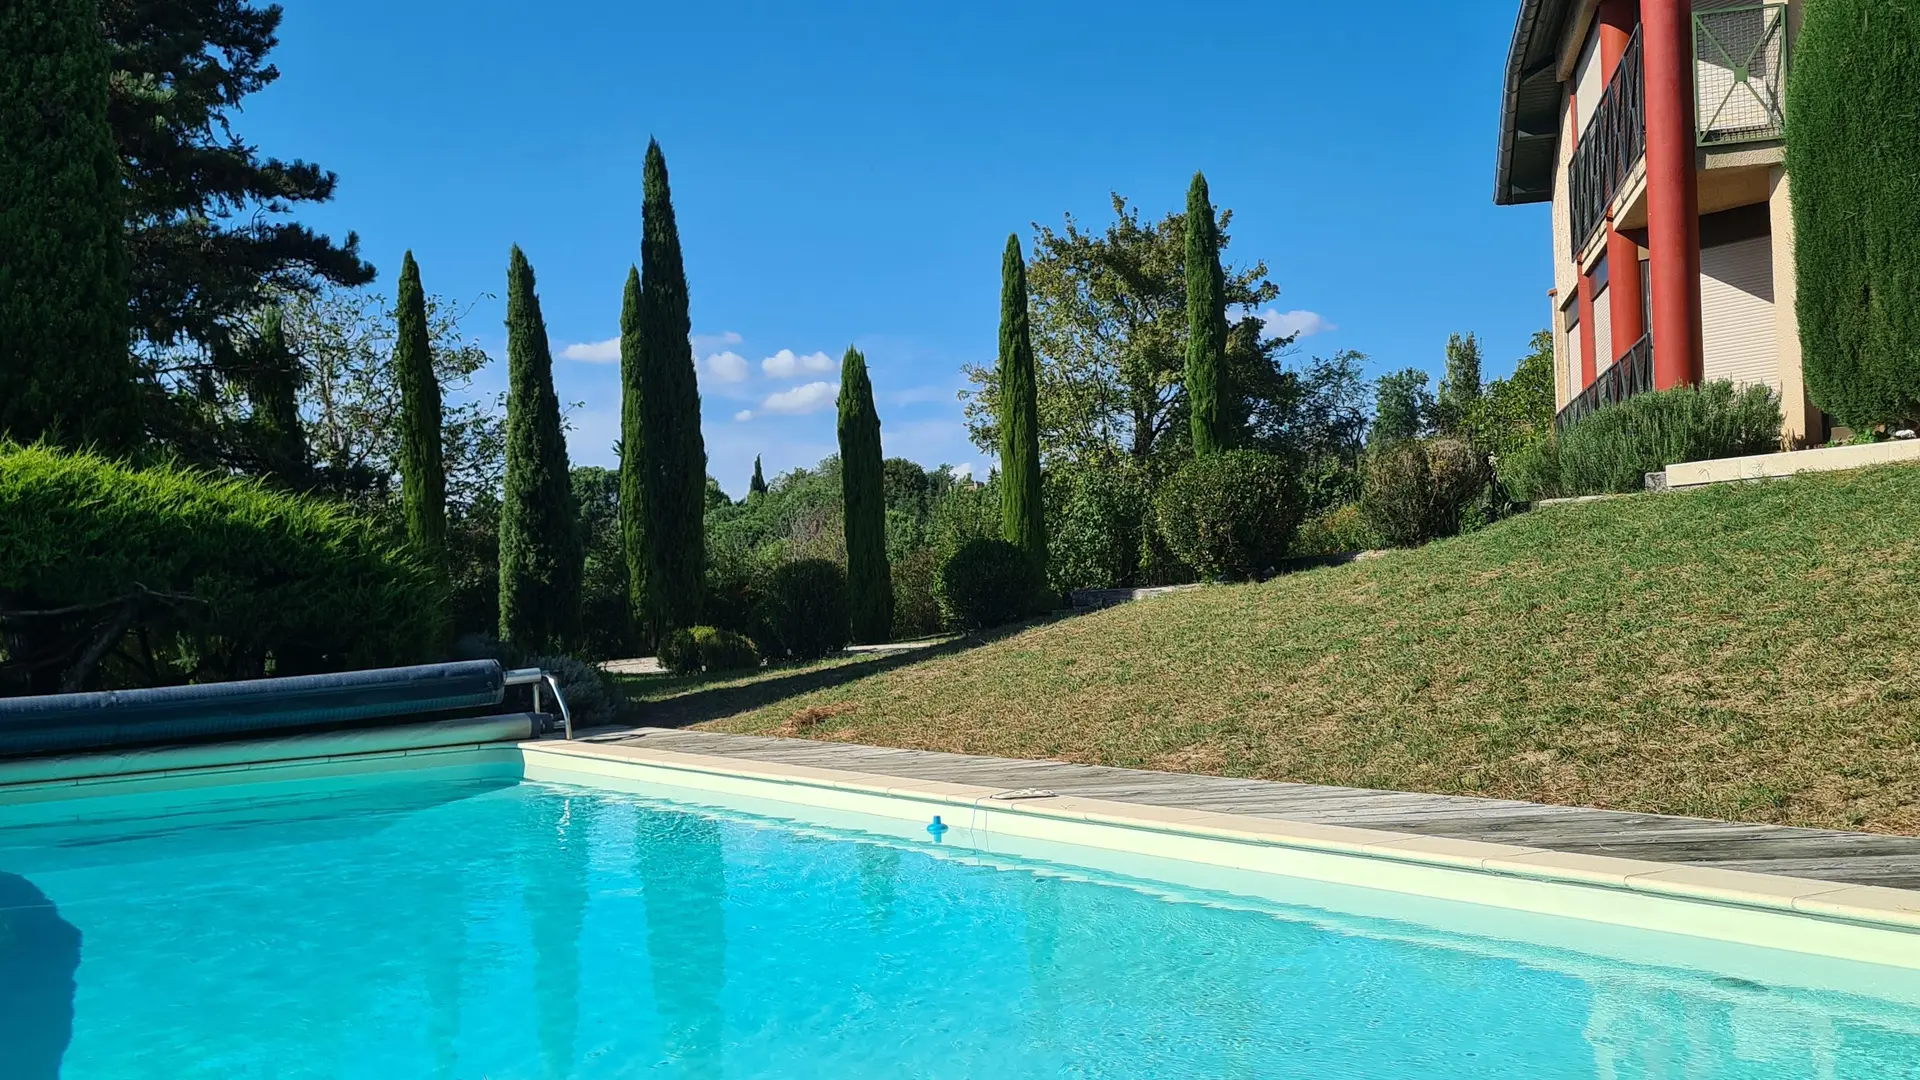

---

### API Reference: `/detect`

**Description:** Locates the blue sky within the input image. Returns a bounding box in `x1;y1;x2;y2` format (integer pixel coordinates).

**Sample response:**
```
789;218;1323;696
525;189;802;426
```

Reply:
253;0;1547;498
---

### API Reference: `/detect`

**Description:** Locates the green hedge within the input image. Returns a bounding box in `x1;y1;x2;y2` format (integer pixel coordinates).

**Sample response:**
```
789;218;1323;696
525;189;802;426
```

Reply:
764;558;850;660
1786;0;1920;430
1359;437;1493;548
658;626;761;675
0;444;445;692
937;538;1038;631
1529;382;1782;498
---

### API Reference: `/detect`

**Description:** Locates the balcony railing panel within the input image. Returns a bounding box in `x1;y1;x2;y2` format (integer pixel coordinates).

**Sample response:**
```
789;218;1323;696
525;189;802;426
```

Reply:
1568;27;1645;255
1695;4;1789;146
1555;332;1654;431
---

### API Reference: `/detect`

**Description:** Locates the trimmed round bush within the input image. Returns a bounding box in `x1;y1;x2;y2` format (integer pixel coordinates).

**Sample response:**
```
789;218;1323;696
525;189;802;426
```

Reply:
764;558;850;660
936;538;1037;630
1359;437;1493;548
1152;450;1304;580
660;626;761;675
1044;462;1152;593
889;546;945;638
0;444;444;693
1291;503;1378;558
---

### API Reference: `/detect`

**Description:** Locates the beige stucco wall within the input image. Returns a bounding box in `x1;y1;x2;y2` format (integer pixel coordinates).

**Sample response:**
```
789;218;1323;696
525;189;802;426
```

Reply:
1550;91;1579;411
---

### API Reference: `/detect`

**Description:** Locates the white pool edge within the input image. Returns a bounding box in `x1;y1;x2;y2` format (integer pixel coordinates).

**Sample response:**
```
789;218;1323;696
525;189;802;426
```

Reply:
519;739;1920;971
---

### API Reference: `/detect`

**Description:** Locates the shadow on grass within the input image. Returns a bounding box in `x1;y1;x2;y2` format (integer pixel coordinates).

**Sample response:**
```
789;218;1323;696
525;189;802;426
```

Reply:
604;620;1050;731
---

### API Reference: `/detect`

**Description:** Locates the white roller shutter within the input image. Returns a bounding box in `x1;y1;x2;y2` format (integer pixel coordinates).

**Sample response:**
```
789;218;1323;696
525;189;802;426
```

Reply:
1700;235;1777;390
1573;30;1604;137
1593;284;1613;371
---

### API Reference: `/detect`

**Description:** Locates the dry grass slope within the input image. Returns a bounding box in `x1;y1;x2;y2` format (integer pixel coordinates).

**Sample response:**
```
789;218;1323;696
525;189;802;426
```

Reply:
684;465;1920;834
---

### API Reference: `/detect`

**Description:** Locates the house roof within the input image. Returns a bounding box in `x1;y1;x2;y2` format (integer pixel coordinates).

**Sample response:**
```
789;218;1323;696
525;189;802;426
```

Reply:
1495;0;1581;205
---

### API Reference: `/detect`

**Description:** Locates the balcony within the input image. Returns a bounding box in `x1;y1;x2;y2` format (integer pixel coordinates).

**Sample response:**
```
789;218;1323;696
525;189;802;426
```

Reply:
1556;332;1653;431
1566;4;1789;255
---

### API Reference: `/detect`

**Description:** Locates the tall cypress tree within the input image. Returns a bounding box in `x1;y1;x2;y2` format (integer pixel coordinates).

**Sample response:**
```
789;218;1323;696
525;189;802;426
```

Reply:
997;234;1046;572
1184;172;1231;456
618;266;650;640
637;139;707;636
838;348;893;644
0;0;139;452
238;305;309;486
395;251;447;566
1788;0;1920;429
749;455;768;499
499;245;583;652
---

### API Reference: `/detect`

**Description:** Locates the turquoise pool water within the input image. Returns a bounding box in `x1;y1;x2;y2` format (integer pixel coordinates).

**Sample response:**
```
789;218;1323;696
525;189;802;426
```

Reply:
4;764;1920;1079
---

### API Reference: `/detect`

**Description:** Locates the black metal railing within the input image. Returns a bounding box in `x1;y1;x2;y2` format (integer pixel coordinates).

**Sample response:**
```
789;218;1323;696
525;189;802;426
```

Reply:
1556;332;1653;431
1568;26;1645;255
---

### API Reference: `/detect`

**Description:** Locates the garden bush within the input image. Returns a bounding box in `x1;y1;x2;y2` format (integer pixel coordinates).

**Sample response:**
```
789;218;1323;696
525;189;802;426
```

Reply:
1496;437;1563;503
889;546;945;638
1152;450;1304;580
1044;462;1152;593
1359;437;1494;547
764;558;851;660
658;626;760;675
1291;503;1378;558
936;537;1040;630
0;444;444;694
523;652;623;730
1554;381;1782;496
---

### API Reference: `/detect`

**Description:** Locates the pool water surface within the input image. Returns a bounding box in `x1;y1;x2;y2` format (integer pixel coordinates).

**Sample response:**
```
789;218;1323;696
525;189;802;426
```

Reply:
3;767;1918;1079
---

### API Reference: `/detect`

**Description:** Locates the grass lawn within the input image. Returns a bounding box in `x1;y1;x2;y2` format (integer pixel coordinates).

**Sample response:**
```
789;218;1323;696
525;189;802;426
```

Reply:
626;464;1920;834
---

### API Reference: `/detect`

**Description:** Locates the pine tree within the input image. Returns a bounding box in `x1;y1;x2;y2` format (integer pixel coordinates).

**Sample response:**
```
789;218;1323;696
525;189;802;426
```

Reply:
237;305;309;485
637;140;707;636
1184;172;1231;456
838;348;893;644
0;0;138;452
997;234;1047;573
749;455;768;499
618;266;649;639
1788;0;1920;429
498;245;583;652
395;251;447;566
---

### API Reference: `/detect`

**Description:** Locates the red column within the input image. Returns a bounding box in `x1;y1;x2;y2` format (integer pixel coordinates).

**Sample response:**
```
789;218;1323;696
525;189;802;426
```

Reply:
1641;0;1703;388
1598;0;1645;359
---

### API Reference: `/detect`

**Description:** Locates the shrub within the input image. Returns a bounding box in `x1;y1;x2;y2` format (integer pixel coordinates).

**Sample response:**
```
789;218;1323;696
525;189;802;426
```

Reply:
1291;503;1378;558
0;444;444;694
703;558;774;656
890;546;945;638
1044;462;1152;593
938;537;1043;630
1498;437;1563;503
1556;382;1782;496
764;558;850;660
659;626;760;675
1359;437;1494;547
1152;450;1304;580
524;652;623;731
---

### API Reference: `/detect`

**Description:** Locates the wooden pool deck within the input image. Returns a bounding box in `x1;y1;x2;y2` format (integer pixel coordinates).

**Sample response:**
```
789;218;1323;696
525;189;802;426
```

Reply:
581;726;1920;891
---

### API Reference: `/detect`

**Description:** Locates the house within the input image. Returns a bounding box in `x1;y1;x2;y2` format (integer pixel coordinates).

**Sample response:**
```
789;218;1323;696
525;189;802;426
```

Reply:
1494;0;1821;443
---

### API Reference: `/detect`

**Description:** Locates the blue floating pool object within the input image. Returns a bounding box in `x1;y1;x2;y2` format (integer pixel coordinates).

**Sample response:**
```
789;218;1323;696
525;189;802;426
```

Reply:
926;815;950;840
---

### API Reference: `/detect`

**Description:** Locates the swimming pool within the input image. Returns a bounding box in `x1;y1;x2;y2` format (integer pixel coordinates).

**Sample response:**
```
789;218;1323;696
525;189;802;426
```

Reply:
4;753;1920;1078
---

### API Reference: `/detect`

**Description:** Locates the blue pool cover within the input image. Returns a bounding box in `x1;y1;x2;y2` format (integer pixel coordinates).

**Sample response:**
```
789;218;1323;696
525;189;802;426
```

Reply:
0;660;507;759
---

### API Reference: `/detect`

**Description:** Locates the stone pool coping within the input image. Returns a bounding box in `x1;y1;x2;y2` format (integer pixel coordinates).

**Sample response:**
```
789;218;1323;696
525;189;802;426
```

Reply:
521;737;1920;953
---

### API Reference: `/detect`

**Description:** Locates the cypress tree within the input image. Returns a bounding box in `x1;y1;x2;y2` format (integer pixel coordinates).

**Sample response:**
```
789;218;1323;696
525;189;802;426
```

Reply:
0;0;139;453
637;139;707;636
395;251;447;566
1183;172;1231;456
997;234;1047;572
838;348;893;644
238;305;309;485
618;266;650;639
498;245;583;652
1787;0;1920;429
749;455;768;499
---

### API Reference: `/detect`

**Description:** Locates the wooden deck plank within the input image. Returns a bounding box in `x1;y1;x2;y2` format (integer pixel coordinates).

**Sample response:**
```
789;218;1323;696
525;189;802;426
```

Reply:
582;727;1920;890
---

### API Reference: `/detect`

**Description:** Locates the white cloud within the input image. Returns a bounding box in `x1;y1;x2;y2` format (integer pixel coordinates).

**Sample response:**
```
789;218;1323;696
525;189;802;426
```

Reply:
1258;309;1336;340
706;351;749;382
759;380;838;415
733;409;754;422
693;330;743;351
559;337;620;363
762;349;834;378
950;462;974;481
